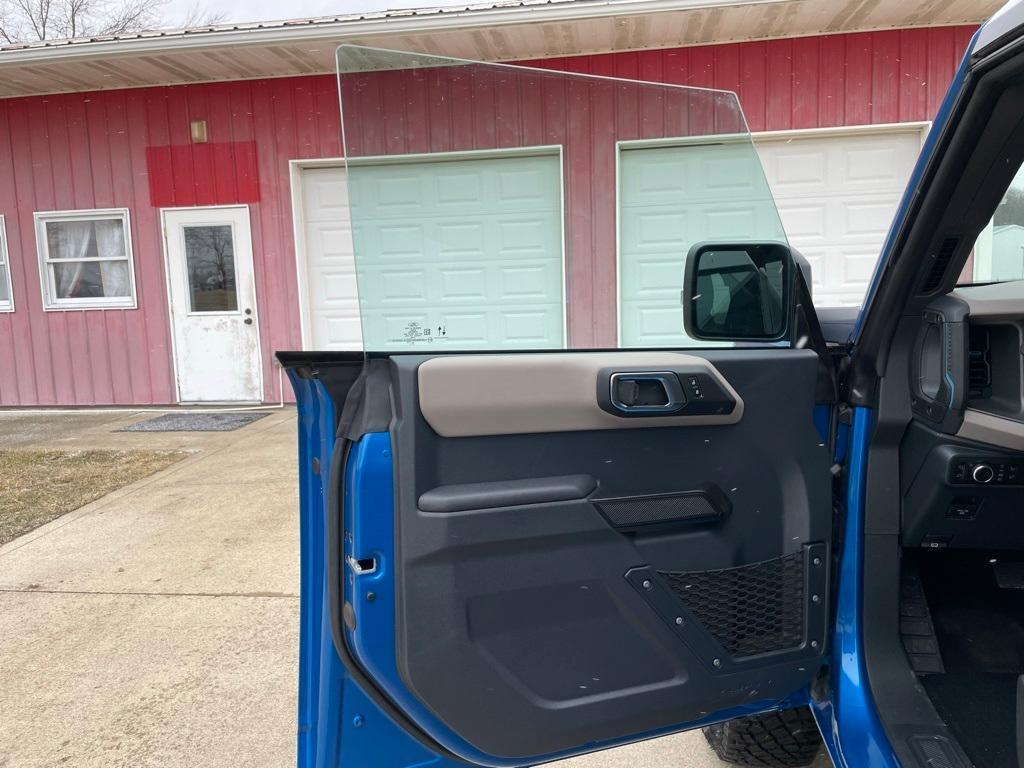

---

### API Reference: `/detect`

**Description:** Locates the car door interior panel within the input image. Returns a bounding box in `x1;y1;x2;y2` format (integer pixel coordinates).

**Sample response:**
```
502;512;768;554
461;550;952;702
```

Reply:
339;348;832;761
416;352;743;437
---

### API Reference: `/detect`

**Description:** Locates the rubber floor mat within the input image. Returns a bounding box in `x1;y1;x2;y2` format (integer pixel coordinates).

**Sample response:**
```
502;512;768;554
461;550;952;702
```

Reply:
994;561;1024;590
118;413;269;432
922;673;1018;768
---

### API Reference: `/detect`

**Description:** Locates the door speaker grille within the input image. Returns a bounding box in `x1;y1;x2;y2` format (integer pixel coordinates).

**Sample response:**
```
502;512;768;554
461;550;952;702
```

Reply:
659;552;805;658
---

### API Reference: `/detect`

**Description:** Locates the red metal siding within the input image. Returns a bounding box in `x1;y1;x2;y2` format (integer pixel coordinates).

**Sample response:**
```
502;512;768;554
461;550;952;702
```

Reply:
0;26;974;405
0;78;341;405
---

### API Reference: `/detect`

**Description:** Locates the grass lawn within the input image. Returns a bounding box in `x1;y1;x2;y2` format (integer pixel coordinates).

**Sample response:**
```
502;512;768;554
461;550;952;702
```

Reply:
0;449;187;546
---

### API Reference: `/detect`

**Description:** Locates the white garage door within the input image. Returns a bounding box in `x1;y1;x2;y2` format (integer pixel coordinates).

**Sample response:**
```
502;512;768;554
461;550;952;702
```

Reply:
755;129;923;307
618;141;787;347
301;166;362;349
617;128;923;347
299;152;564;351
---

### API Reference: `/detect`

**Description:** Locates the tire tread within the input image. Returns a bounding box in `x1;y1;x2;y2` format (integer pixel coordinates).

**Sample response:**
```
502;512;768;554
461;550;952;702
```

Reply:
702;707;822;767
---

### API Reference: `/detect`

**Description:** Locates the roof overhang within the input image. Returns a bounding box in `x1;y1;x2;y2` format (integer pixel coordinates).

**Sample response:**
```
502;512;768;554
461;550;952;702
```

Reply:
0;0;1001;99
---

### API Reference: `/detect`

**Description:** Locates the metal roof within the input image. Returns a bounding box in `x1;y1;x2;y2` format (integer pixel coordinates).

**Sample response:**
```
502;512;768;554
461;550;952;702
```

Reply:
0;0;1001;98
0;0;592;52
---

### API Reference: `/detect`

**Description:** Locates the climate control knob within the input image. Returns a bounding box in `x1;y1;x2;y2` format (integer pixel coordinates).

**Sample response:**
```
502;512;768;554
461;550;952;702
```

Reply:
972;463;995;484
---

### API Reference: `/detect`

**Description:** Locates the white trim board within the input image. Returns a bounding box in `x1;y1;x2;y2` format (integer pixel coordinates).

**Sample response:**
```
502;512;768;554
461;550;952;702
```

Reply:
0;215;13;313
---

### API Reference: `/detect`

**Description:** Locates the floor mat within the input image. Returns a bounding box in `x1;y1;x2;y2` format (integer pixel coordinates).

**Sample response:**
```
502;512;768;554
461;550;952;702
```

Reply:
916;551;1024;768
118;412;269;432
922;673;1018;768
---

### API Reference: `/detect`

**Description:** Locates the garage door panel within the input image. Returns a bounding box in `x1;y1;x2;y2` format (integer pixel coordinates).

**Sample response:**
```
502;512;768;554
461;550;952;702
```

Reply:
774;203;827;242
619;129;922;345
313;270;359;306
766;149;829;191
314;315;363;349
840;142;918;187
623;144;766;204
361;304;562;349
360;258;562;306
840;195;903;238
373;224;429;259
307;225;354;260
498;261;563;300
618;142;785;347
302;176;350;221
300;154;564;350
437;173;483;205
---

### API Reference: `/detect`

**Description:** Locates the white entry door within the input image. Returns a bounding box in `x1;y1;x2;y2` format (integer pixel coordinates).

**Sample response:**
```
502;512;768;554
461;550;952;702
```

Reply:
163;206;263;403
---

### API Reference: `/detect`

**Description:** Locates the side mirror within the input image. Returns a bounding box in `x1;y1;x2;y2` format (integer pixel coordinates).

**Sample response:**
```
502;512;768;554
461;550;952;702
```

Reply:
683;241;795;342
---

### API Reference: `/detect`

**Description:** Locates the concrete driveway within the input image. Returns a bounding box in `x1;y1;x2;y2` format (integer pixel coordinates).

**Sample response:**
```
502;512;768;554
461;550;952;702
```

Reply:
0;408;790;768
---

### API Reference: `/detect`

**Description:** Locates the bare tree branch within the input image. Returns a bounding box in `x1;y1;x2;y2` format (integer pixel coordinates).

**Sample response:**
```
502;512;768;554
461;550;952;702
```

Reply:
0;0;216;43
178;2;226;28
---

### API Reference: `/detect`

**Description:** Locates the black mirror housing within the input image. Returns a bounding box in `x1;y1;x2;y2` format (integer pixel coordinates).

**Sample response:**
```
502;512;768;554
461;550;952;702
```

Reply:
683;241;795;342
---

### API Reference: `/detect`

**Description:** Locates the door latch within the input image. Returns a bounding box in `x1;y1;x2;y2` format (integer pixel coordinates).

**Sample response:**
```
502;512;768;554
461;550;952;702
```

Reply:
609;372;686;414
346;555;377;576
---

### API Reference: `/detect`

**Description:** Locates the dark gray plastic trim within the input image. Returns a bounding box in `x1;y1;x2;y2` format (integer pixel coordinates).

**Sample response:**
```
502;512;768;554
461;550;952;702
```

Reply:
418;475;596;513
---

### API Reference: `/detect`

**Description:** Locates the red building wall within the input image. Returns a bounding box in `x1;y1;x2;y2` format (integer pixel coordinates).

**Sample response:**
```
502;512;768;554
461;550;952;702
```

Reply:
0;26;975;405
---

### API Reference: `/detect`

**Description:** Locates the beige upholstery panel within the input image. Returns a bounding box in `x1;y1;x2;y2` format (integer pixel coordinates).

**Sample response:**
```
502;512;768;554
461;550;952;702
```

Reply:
417;352;744;437
958;409;1024;452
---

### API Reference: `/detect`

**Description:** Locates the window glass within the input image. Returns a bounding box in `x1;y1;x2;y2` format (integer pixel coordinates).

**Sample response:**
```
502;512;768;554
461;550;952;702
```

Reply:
51;261;130;300
183;225;238;312
961;163;1024;284
692;249;786;338
335;45;788;353
36;212;134;308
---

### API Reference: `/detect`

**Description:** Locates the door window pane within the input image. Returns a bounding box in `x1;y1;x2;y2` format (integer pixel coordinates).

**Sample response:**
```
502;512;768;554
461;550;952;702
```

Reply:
184;225;238;312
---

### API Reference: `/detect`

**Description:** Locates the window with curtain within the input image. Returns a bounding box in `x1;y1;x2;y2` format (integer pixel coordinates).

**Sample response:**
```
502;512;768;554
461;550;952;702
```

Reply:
0;215;12;312
35;209;136;310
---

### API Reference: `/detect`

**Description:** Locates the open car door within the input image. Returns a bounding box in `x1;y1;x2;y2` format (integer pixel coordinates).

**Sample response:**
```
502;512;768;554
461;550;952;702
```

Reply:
281;47;835;768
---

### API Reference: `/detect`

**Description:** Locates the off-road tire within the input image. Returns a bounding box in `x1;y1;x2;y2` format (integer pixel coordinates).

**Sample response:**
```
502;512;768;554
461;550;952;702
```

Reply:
702;707;822;767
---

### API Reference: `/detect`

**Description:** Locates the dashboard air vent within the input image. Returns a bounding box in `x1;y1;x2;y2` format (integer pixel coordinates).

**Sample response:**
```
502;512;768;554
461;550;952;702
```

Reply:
922;238;959;293
968;326;992;400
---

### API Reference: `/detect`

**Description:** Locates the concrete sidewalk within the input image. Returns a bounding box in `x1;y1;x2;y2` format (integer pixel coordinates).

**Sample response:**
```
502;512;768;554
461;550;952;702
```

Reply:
0;409;299;768
0;408;763;768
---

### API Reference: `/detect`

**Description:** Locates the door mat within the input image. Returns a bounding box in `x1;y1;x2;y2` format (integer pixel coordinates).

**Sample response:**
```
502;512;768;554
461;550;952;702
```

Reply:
118;412;269;432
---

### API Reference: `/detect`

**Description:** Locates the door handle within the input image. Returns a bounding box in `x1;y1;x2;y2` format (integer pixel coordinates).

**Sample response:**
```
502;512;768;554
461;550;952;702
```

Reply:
608;372;686;414
244;318;253;325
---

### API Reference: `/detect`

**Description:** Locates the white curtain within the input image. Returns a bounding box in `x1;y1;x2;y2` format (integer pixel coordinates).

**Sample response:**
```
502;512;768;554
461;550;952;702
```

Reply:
94;219;129;296
54;221;92;298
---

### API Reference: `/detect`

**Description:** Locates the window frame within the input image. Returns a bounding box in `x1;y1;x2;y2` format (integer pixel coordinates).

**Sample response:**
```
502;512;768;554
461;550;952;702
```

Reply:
0;215;13;312
34;208;137;311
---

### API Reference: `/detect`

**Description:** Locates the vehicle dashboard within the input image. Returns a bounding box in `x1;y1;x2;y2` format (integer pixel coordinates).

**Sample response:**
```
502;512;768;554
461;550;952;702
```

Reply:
901;280;1024;550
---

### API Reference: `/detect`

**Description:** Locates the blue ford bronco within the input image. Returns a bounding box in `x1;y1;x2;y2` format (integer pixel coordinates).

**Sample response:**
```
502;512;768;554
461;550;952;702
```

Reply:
279;3;1024;766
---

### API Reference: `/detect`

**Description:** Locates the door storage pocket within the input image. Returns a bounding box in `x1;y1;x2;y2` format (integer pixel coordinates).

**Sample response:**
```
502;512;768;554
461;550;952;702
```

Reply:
659;552;806;658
